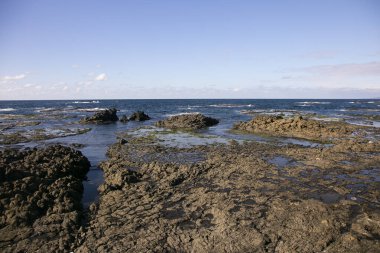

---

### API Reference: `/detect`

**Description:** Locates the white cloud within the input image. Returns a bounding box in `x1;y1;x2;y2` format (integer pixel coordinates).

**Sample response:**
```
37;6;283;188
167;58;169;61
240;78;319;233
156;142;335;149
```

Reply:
23;83;34;88
1;74;26;81
94;73;107;81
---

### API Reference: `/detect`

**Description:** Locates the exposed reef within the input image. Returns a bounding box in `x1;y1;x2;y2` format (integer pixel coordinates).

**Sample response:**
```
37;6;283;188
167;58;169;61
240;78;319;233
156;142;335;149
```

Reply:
233;115;368;142
155;113;219;130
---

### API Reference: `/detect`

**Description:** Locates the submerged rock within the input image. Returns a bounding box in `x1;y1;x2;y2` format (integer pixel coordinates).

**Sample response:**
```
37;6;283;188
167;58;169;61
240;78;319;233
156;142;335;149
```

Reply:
80;108;118;123
233;115;360;141
155;113;219;130
0;145;90;252
129;111;151;121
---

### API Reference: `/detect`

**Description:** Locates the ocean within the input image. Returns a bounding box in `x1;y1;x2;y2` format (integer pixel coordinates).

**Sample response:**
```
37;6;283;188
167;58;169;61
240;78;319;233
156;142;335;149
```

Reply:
1;99;380;206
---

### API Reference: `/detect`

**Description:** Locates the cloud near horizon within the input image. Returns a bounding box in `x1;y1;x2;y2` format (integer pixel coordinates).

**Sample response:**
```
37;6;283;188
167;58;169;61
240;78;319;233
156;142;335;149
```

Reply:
281;61;380;90
301;62;380;77
94;73;107;81
1;74;26;82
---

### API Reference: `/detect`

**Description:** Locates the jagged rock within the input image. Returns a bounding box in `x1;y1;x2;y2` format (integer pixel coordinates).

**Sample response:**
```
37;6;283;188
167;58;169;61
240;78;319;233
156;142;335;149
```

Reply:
0;145;90;252
80;108;118;123
129;111;151;121
155;113;219;130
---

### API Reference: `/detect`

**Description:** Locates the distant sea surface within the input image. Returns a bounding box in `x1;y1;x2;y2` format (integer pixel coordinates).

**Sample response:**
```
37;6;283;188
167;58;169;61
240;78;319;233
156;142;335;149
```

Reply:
1;99;379;206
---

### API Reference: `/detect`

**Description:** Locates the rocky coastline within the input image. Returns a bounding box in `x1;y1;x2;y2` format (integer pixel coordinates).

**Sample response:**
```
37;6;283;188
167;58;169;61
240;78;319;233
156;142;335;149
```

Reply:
1;109;379;252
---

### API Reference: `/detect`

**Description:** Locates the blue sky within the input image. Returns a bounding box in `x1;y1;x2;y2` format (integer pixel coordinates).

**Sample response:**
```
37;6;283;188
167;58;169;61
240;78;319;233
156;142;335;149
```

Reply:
1;0;379;99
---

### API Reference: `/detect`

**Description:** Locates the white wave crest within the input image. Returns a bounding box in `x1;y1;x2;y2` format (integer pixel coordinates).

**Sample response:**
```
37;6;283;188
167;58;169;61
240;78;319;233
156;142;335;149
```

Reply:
209;104;254;108
73;100;100;104
0;108;16;112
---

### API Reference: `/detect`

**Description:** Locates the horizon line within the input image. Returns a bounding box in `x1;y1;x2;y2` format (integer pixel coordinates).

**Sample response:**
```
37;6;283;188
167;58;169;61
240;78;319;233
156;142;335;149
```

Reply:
1;98;379;102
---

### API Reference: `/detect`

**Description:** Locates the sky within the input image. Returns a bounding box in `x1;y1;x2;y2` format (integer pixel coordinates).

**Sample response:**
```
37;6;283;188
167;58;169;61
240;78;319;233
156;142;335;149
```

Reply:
0;0;380;100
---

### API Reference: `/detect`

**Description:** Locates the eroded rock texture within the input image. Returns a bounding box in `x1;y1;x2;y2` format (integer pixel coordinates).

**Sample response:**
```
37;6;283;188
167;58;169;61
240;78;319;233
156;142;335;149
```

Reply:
75;135;380;252
233;115;362;142
0;145;90;252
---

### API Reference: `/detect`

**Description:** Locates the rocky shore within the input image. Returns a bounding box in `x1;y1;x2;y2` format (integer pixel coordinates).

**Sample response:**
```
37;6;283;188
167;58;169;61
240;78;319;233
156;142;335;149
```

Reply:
0;145;90;252
75;125;380;252
1;109;379;252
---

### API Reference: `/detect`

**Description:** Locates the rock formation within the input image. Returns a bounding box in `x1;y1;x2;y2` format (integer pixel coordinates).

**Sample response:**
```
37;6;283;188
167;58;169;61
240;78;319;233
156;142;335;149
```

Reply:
155;113;219;130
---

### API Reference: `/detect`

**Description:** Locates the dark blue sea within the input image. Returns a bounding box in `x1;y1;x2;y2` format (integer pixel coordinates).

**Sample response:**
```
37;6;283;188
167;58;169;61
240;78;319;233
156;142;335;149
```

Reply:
1;99;380;206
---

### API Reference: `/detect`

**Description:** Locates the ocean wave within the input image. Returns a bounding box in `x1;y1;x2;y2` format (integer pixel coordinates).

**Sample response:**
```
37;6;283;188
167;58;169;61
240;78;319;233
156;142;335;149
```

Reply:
0;108;16;112
311;117;343;122
240;109;305;116
165;112;201;117
77;107;107;112
209;104;254;108
348;101;378;104
179;105;203;110
35;107;58;112
73;100;100;104
296;101;331;105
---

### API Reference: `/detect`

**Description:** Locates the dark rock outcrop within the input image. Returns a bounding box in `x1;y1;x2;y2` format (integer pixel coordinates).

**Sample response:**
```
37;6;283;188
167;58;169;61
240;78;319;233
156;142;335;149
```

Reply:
155;113;219;130
129;111;150;121
0;145;90;252
80;108;118;123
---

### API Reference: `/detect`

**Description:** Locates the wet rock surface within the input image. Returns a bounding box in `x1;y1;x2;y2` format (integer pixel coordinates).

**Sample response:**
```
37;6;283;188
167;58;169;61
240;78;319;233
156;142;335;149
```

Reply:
75;133;380;252
155;113;219;130
80;108;118;123
0;145;90;252
233;115;367;142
